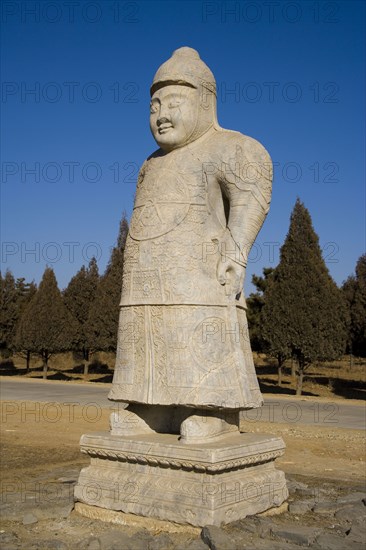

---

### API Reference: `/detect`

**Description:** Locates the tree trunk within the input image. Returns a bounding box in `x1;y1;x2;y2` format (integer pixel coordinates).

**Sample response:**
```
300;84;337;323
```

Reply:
296;366;304;396
278;365;283;386
83;347;89;362
349;346;353;371
291;356;296;378
26;350;30;373
84;361;89;379
42;351;48;380
277;354;285;386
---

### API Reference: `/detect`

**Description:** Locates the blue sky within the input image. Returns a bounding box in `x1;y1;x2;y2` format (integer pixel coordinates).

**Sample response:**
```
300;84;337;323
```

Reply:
1;0;365;294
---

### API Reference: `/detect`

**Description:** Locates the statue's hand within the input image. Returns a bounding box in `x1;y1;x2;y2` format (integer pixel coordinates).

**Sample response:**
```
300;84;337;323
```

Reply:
217;258;245;299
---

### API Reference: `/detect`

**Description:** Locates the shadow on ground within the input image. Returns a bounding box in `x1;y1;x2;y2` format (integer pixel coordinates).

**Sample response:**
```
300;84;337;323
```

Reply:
0;360;24;376
47;372;77;381
311;376;366;400
0;359;114;383
258;378;318;397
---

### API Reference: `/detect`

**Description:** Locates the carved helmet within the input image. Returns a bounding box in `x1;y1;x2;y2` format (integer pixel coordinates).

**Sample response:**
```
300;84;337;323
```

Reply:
150;47;216;97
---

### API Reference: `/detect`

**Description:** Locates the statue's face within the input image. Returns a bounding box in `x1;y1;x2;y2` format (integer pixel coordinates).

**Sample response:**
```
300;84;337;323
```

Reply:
150;85;200;151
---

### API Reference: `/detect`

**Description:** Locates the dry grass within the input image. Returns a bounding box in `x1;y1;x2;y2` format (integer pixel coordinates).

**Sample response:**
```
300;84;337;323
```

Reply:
253;353;366;400
0;352;365;400
0;351;116;383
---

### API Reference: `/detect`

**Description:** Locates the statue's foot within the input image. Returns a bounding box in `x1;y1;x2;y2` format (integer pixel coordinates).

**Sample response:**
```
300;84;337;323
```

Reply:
110;403;184;435
110;408;154;436
180;411;239;444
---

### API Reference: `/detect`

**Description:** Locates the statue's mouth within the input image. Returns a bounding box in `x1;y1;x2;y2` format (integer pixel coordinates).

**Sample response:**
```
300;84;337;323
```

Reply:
158;124;173;134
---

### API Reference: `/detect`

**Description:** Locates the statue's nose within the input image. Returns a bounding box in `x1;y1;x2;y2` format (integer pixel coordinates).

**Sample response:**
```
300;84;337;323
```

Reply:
157;115;171;127
157;104;171;124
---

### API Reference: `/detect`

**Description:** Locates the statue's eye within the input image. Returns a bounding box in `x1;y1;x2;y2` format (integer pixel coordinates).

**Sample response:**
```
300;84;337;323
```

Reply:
150;103;158;114
168;100;182;108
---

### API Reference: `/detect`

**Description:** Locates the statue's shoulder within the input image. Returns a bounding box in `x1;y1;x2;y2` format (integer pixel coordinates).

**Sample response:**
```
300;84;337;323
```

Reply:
137;149;165;177
206;129;272;193
146;148;164;162
208;128;272;166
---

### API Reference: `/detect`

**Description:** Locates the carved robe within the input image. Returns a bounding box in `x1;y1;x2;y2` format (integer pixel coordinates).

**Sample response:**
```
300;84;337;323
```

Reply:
109;128;272;409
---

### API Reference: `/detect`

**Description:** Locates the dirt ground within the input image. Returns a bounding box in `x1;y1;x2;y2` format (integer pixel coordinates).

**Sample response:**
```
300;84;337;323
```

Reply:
1;349;365;483
1;355;365;550
1;401;365;485
1;399;365;549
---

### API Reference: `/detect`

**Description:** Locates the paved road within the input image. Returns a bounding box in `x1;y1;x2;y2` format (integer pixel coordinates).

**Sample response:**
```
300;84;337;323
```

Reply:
1;378;365;430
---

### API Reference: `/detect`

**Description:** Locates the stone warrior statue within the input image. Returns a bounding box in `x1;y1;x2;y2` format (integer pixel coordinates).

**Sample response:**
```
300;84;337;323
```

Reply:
109;47;272;444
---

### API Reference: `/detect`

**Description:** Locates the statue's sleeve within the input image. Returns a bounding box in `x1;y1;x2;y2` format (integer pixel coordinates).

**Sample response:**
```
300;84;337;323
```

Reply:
218;133;273;267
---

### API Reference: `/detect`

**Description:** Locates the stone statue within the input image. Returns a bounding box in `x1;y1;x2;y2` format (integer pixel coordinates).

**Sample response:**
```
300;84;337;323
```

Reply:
108;47;272;443
75;48;287;527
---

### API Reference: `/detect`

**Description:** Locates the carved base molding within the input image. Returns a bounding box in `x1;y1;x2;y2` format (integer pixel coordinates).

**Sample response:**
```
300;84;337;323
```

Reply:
74;432;288;527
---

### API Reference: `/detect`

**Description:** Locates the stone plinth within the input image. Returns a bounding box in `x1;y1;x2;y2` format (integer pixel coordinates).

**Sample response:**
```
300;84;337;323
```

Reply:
74;432;288;527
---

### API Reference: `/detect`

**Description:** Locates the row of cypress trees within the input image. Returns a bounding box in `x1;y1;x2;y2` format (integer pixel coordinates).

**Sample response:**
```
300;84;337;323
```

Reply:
1;202;365;394
246;199;365;394
0;215;128;379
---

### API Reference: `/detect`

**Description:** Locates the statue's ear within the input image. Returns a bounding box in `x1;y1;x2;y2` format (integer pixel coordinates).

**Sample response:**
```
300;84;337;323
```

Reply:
201;96;212;110
200;83;215;110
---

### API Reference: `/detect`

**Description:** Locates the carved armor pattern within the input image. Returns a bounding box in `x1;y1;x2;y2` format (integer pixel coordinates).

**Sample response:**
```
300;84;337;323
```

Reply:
110;130;272;409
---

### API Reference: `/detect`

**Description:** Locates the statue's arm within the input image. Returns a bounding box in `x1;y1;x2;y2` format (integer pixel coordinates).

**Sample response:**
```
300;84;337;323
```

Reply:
218;134;273;268
212;133;272;299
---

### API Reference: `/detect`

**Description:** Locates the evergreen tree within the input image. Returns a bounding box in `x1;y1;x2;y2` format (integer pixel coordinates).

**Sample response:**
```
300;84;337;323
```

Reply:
0;270;18;356
261;199;348;395
247;267;289;385
15;277;37;307
15;267;78;379
246;267;274;353
0;272;36;360
14;277;37;370
342;254;366;356
63;257;100;370
85;214;128;357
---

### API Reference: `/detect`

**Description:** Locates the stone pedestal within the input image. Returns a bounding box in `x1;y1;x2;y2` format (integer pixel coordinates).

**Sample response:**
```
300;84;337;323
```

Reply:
74;432;288;527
